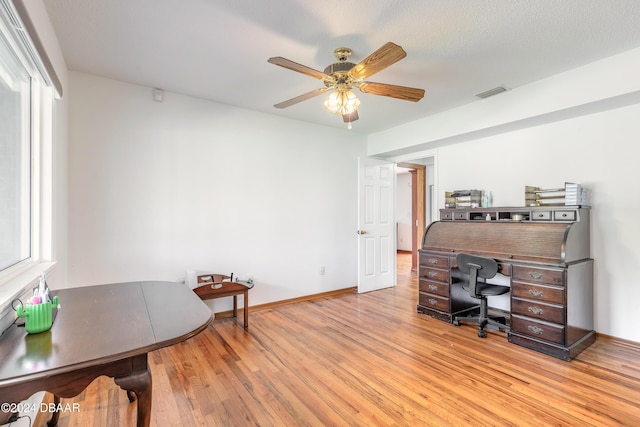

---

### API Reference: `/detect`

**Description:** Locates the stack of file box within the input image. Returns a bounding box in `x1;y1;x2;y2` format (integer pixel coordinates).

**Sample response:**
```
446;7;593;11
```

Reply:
445;190;483;208
525;183;590;206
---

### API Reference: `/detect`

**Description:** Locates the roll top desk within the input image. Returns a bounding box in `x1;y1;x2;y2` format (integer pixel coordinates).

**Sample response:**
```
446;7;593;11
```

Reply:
418;206;594;360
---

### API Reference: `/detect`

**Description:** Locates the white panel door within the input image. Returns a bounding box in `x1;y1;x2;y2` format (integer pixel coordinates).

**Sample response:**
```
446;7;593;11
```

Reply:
357;158;396;293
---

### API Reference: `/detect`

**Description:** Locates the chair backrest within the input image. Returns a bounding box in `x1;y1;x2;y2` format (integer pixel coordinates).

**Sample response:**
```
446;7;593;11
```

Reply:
456;253;499;298
456;253;499;279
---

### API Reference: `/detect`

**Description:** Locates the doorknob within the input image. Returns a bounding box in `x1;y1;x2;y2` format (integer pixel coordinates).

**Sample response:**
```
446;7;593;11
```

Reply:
357;230;367;235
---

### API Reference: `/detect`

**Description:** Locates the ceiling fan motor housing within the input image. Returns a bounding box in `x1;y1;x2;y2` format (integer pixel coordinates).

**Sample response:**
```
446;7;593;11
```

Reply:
323;62;355;74
323;61;356;86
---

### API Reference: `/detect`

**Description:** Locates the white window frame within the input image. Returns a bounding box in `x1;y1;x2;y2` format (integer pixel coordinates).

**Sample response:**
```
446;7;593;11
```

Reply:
0;0;56;330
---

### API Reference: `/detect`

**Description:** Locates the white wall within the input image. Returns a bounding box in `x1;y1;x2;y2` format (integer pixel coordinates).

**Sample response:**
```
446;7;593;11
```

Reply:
67;72;367;311
368;47;640;342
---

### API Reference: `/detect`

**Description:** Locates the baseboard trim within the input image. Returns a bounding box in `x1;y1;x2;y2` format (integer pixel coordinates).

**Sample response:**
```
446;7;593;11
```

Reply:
213;286;356;319
595;332;640;347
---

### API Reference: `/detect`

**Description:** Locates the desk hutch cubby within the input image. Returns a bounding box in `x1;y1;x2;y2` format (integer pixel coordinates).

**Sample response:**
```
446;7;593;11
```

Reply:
418;206;594;360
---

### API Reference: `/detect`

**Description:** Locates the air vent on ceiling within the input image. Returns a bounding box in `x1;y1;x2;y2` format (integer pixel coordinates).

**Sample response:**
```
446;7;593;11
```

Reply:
476;86;509;99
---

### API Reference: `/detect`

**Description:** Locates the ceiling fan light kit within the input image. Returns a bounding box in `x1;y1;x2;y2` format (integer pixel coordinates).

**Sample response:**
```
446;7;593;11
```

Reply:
268;42;425;128
324;87;360;115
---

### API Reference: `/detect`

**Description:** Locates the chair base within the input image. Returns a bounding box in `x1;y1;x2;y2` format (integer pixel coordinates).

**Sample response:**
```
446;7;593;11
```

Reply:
453;299;509;338
453;314;509;338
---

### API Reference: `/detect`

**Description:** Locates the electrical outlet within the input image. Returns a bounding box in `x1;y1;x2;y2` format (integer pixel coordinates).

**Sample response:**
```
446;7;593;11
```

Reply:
319;266;325;275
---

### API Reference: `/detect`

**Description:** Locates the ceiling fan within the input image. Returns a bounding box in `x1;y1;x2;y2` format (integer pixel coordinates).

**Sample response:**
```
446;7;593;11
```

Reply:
267;42;425;128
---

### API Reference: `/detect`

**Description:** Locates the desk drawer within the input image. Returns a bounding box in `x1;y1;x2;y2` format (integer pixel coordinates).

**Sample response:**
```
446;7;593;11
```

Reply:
531;211;552;221
418;293;449;311
420;254;449;268
511;315;564;344
512;266;564;286
453;211;468;220
419;267;449;283
440;210;454;220
511;282;564;305
419;280;449;298
554;210;576;221
511;298;564;324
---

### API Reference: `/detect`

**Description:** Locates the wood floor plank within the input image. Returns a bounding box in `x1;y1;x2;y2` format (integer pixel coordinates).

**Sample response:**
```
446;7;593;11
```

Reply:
51;253;640;426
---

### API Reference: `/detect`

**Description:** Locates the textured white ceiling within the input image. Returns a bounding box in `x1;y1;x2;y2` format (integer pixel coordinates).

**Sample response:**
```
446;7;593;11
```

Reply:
44;0;640;134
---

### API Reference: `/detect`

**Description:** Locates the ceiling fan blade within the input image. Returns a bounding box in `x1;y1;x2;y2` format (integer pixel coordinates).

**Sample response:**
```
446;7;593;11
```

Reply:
348;42;407;80
268;57;331;80
342;111;359;123
358;82;425;102
273;88;328;109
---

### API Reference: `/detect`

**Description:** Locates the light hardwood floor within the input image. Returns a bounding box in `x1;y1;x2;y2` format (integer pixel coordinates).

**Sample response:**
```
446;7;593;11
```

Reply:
52;252;640;426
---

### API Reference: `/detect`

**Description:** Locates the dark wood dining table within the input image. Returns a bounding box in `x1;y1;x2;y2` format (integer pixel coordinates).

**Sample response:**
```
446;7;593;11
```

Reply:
0;281;212;426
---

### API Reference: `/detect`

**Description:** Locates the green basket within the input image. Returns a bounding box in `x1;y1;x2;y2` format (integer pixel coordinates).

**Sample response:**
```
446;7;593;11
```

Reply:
17;296;59;334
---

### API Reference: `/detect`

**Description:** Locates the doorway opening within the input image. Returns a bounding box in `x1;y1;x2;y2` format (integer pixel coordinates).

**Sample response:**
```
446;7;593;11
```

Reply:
396;250;415;288
396;163;426;275
395;156;436;285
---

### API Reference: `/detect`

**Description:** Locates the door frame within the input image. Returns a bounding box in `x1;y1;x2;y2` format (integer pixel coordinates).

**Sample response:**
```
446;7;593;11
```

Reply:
397;162;426;274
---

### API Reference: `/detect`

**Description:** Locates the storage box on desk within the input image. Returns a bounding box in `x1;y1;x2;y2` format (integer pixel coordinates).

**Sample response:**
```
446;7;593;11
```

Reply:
525;185;565;206
565;183;590;205
446;190;482;208
525;186;540;206
445;192;457;208
525;183;590;206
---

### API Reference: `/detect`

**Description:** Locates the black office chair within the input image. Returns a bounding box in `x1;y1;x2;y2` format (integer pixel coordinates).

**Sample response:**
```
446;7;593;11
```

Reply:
453;253;510;338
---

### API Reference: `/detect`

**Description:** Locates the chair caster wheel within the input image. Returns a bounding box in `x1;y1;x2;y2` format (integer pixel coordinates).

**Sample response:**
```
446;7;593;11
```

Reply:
478;330;486;338
453;319;460;326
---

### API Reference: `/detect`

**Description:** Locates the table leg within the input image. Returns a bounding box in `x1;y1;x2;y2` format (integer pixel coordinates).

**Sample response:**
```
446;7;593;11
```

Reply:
47;395;61;426
114;355;152;427
243;290;249;329
233;295;238;318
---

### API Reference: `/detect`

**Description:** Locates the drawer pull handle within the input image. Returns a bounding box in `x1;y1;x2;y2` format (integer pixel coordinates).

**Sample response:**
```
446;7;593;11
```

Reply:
528;306;544;315
428;284;438;291
529;272;543;280
428;258;439;265
528;289;544;297
528;325;544;335
428;298;438;306
428;271;438;278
